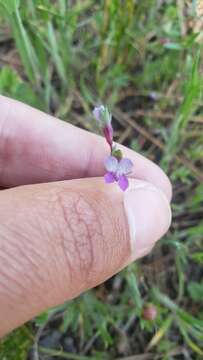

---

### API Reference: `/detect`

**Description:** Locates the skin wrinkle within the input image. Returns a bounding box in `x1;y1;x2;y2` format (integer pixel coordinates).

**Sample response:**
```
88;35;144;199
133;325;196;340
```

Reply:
85;189;128;283
24;203;55;270
0;192;64;309
0;267;25;299
36;190;74;301
34;202;63;304
0;258;23;298
98;195;112;269
0;261;45;313
0;229;41;286
52;192;76;291
43;187;93;298
72;194;94;275
34;189;83;306
112;198;129;265
0;279;17;304
78;194;107;285
0;227;51;309
43;202;68;297
57;192;95;288
8;189;70;307
53;187;119;296
0;242;43;291
0;222;45;273
0;215;49;287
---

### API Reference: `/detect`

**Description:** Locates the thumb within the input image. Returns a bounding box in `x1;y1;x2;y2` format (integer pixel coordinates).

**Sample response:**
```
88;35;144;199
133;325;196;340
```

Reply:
0;178;171;336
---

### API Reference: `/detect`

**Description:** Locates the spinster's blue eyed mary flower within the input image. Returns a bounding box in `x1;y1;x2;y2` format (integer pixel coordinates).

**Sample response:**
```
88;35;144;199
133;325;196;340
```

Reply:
93;105;113;149
93;105;133;191
92;105;106;122
104;155;133;191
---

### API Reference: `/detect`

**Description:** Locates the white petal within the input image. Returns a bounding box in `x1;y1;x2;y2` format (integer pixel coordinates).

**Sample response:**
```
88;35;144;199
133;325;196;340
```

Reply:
117;158;133;175
104;156;118;172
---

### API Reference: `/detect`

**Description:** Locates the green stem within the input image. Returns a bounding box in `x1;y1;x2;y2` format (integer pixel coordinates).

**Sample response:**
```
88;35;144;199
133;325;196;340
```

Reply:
39;346;95;360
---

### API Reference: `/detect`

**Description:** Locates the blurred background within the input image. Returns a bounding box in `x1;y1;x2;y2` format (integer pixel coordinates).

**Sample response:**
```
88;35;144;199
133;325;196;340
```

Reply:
0;1;203;359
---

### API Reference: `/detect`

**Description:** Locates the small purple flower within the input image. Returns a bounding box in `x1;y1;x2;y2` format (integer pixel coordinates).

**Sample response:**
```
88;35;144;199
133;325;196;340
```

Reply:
93;105;105;122
92;105;134;191
93;105;111;125
104;155;133;191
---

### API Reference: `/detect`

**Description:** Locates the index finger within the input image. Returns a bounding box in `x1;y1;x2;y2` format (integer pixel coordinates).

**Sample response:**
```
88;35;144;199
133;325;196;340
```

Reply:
0;95;172;200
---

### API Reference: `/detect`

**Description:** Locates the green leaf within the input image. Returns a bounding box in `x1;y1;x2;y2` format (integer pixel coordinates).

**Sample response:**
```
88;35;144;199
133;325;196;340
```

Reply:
126;268;143;312
178;320;203;356
0;0;19;14
164;42;182;50
191;252;203;264
162;51;202;169
147;316;173;349
0;67;44;110
188;282;203;302
0;326;32;360
35;311;49;326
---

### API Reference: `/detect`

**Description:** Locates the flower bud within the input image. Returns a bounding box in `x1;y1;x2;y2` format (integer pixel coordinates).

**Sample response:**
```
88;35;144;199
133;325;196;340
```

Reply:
93;105;105;123
93;105;113;149
142;303;157;321
93;105;111;126
103;124;113;149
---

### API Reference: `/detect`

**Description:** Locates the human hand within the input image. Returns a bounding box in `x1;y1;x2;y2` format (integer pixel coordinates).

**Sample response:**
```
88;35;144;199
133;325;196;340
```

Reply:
0;95;172;337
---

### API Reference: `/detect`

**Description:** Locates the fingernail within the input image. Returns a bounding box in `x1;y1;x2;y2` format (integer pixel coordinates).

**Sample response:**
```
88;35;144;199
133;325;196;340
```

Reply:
124;182;171;261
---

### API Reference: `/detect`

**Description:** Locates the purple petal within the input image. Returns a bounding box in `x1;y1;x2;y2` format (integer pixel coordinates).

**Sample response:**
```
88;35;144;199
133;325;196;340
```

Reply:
117;158;133;176
93;105;105;122
104;172;116;184
118;175;129;191
104;155;118;173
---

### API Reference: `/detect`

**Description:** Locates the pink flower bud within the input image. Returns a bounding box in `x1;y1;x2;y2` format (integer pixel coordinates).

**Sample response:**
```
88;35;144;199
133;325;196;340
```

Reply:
142;303;157;321
103;124;113;149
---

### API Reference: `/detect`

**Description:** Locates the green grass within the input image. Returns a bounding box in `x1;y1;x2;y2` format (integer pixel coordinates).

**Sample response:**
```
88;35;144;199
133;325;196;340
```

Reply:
0;325;33;360
0;0;203;358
